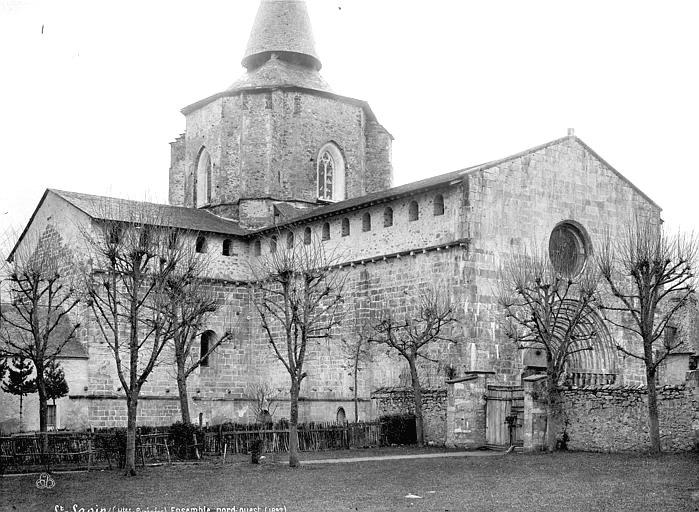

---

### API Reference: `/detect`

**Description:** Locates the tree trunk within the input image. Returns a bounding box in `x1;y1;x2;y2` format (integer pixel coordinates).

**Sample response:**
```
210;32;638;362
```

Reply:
408;358;425;447
36;364;49;460
18;394;23;433
125;395;139;476
288;379;301;468
176;358;191;424
646;367;661;454
353;365;359;423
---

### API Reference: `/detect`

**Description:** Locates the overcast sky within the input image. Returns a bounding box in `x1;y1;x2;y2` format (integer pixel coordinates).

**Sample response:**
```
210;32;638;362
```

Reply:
1;0;697;239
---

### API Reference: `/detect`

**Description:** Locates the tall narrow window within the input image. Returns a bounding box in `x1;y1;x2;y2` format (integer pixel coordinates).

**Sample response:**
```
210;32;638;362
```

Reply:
304;227;312;245
47;404;56;429
286;231;294;250
195;235;207;254
200;331;215;367
384;207;394;227
322;222;330;241
270;235;278;253
168;230;180;250
317;143;345;201
433;194;445;216
408;200;419;221
222;239;233;256
196;148;212;208
253;240;262;256
341;218;350;237
362;212;371;232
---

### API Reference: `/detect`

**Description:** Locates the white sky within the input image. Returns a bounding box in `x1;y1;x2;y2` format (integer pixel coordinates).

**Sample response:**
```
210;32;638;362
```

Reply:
1;0;697;238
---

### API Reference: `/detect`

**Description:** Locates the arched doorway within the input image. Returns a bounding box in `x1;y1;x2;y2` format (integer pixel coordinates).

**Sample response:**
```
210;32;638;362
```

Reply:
336;407;346;424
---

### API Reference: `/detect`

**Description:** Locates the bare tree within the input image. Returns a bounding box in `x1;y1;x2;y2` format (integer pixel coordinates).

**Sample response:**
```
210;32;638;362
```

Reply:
497;248;600;451
81;209;198;475
249;234;346;467
0;231;79;449
245;382;280;424
596;220;697;454
341;298;373;423
368;286;457;447
165;251;237;424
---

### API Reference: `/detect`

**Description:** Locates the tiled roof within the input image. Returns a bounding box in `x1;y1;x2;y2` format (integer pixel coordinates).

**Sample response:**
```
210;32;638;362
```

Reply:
242;0;321;71
50;190;248;236
0;304;87;359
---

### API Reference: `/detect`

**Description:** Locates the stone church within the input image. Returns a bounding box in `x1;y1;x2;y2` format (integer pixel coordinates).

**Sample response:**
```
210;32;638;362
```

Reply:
2;0;678;447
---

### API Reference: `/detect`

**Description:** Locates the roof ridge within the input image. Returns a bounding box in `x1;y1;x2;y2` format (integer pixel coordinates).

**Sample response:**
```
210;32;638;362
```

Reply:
49;188;172;209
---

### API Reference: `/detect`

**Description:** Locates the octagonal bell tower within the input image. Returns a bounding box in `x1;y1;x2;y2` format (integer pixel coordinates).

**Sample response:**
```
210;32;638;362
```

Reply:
169;0;393;229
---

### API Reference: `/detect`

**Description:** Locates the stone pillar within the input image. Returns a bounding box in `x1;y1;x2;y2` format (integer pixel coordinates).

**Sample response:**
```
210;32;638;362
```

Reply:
687;370;699;450
522;374;547;452
659;352;693;386
445;371;494;449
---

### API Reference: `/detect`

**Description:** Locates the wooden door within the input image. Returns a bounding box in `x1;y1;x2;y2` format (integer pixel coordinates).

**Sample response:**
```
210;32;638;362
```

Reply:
485;385;523;448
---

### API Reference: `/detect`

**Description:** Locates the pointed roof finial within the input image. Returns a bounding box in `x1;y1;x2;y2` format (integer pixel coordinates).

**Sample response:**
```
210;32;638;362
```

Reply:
242;0;322;71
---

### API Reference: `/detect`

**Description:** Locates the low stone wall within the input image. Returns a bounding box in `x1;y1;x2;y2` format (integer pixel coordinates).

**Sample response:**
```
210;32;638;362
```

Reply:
371;387;447;445
561;379;699;452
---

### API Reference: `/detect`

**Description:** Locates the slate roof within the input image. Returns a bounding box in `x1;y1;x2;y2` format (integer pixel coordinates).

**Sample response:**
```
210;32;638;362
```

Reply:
242;0;321;71
50;190;248;236
0;304;87;359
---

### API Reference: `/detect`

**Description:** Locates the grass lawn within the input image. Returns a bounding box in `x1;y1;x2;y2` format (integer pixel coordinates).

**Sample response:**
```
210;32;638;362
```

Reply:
1;451;697;512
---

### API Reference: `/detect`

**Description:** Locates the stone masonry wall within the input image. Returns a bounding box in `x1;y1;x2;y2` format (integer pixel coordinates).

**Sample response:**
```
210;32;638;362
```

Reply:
251;185;462;266
371;387;447;445
561;374;699;452
463;137;663;387
176;89;392;225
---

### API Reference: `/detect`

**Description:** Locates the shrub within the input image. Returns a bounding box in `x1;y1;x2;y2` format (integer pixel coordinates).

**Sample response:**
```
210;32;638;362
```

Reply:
95;428;127;468
249;438;264;464
170;422;202;459
379;413;416;446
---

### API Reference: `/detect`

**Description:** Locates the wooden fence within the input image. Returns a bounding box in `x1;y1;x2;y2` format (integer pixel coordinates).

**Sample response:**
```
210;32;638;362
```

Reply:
0;421;381;473
201;421;381;455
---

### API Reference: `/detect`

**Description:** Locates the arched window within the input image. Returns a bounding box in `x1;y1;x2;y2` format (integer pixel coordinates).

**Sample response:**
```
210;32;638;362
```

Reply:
408;200;419;221
222;239;233;256
195;148;212;208
322;222;330;241
286;231;294;250
362;212;371;232
336;407;346;424
317;143;345;201
200;330;215;367
433;194;444;216
304;227;312;245
253;240;262;256
384;207;394;227
270;235;278;253
195;235;207;254
341;218;350;237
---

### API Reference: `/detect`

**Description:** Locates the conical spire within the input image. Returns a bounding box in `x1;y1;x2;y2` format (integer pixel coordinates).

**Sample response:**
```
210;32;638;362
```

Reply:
242;0;322;71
